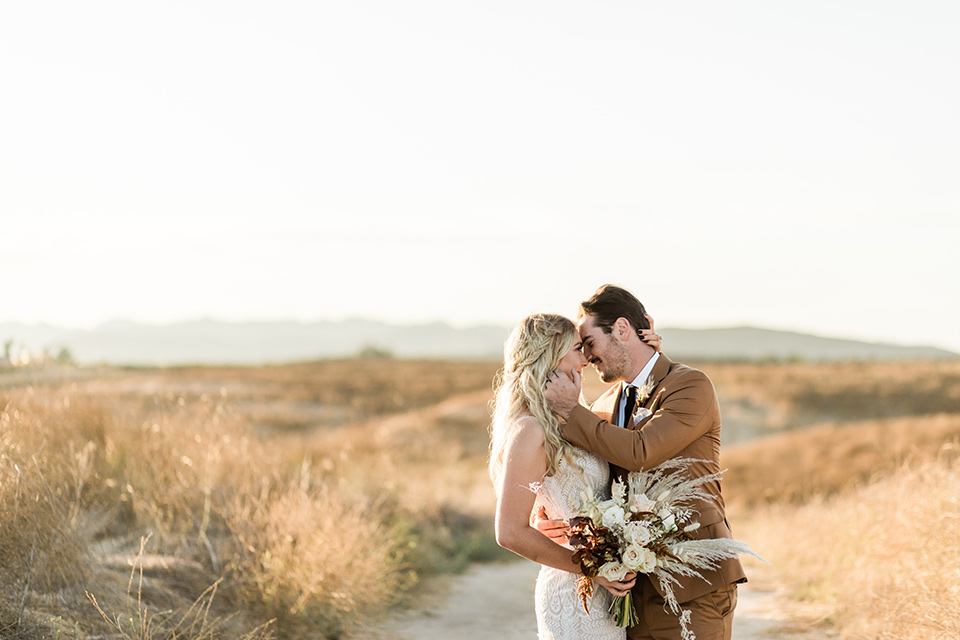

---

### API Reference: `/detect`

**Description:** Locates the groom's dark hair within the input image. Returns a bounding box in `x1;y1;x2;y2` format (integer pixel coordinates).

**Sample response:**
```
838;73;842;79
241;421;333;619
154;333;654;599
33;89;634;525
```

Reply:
579;284;650;335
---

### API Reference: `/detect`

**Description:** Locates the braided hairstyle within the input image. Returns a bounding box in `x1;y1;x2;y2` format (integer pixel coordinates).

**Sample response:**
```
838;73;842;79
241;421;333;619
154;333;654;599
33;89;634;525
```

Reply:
489;313;582;491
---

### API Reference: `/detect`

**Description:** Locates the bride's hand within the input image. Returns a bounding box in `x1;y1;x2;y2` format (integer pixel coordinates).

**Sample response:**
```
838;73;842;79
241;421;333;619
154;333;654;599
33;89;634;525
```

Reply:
594;572;637;597
639;314;662;352
534;506;570;545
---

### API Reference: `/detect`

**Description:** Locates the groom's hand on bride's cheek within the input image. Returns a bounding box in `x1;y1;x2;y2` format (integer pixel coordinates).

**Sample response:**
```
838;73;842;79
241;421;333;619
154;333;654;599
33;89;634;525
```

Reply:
543;370;581;420
534;506;570;545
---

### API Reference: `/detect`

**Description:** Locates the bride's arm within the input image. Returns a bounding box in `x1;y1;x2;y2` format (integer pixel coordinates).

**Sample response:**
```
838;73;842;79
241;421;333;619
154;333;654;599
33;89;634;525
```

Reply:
495;416;581;574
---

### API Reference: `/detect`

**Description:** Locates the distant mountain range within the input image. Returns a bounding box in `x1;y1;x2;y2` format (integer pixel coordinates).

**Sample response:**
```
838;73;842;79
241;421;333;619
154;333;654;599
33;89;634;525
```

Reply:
1;319;956;366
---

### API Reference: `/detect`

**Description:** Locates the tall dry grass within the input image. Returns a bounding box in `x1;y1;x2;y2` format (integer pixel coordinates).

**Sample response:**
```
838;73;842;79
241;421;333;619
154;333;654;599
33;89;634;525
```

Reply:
0;387;273;639
0;359;502;639
220;462;415;638
0;397;382;638
715;361;960;639
739;448;960;639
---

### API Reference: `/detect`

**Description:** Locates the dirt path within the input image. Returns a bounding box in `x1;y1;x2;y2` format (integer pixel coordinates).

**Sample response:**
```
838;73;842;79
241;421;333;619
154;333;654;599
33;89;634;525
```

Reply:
364;561;822;640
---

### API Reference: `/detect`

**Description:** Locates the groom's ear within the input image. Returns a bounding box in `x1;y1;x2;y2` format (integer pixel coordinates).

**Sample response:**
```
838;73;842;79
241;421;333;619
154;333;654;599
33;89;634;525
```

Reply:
613;317;631;341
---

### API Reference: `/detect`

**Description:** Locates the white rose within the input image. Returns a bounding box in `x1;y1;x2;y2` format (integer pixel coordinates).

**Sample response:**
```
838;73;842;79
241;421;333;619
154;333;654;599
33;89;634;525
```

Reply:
601;504;627;530
659;509;677;532
621;544;642;570
623;521;652;546
623;546;657;573
598;561;630;582
639;549;658;573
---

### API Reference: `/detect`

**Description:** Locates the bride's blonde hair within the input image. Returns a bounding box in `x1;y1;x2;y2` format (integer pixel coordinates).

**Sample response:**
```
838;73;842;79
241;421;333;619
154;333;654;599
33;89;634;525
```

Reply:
488;313;581;491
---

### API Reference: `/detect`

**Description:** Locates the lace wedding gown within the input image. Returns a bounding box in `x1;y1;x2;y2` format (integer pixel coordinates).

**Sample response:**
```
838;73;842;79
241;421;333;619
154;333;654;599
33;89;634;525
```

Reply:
532;448;626;640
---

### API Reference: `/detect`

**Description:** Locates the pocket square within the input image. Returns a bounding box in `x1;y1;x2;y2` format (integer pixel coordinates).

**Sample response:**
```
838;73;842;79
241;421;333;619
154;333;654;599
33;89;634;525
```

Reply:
633;407;652;424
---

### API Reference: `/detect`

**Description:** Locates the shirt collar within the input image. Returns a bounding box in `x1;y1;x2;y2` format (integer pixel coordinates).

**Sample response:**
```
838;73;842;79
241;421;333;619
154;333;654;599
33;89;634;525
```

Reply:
628;351;660;388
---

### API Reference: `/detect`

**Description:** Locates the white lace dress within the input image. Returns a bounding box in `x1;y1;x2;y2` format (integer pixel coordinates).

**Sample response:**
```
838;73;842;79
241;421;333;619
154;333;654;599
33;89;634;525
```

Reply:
532;448;626;640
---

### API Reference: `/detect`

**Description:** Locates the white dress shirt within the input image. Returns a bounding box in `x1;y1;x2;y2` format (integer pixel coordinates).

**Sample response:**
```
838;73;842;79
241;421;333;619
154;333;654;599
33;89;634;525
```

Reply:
615;351;660;427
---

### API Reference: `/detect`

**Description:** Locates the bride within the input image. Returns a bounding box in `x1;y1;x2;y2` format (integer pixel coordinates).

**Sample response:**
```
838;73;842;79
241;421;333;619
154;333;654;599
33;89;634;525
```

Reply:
489;313;651;639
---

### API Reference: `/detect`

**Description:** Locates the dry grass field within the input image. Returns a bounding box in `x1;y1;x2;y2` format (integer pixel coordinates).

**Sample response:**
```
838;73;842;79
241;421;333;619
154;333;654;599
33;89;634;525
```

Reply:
711;361;960;640
1;358;958;639
0;359;504;640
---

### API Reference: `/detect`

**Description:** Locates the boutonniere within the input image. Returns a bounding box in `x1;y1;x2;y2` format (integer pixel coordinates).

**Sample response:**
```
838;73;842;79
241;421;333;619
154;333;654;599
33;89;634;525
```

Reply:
632;375;657;423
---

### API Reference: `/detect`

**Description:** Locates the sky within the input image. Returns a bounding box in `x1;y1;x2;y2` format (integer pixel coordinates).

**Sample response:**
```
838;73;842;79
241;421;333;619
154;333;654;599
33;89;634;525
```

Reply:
2;1;959;352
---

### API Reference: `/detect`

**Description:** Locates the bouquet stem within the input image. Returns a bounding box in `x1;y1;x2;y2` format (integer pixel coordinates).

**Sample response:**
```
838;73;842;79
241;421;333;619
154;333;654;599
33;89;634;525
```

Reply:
610;592;638;628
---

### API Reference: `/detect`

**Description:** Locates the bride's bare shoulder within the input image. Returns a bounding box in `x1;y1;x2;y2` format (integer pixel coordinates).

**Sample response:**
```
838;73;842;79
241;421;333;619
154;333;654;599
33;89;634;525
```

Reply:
509;414;546;445
514;414;545;430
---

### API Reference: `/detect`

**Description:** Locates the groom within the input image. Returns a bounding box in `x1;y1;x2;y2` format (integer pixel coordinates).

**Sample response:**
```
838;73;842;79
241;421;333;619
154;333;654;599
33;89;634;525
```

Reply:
542;284;746;640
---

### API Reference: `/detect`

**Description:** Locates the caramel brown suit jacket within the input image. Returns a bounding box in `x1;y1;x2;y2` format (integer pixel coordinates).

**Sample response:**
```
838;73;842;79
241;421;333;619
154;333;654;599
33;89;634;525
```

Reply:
563;354;746;605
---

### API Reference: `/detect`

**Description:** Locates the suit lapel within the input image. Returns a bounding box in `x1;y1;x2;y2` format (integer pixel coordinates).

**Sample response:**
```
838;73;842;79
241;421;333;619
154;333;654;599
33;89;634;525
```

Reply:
644;354;674;409
589;383;622;425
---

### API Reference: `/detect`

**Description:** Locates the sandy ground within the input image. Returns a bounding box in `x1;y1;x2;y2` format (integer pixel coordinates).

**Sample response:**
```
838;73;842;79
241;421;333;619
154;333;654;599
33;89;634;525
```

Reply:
363;560;832;640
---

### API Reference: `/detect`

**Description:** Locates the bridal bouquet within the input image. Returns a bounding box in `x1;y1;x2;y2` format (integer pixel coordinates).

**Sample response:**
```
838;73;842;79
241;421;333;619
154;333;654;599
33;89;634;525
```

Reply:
569;458;760;637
